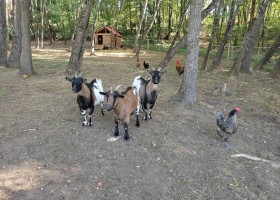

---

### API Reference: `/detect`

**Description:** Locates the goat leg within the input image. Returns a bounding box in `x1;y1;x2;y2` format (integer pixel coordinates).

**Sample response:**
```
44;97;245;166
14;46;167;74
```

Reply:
88;107;94;126
144;111;148;121
101;102;105;116
148;110;152;119
135;106;140;127
114;118;119;137
124;123;129;140
81;110;88;126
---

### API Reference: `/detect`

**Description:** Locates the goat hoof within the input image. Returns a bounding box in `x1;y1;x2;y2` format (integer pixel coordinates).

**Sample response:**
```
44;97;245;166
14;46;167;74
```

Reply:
114;132;119;137
124;135;129;141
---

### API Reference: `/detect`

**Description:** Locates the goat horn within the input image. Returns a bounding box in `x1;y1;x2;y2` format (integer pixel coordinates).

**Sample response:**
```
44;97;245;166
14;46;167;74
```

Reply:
78;71;83;77
74;71;78;77
115;85;124;91
109;86;112;91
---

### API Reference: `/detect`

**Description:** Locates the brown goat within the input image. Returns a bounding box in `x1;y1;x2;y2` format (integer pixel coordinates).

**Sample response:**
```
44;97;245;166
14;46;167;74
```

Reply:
100;85;140;140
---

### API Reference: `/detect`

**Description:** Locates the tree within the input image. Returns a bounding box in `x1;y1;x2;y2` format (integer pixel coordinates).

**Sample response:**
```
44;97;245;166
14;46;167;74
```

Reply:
20;0;34;74
90;0;101;55
0;0;8;66
231;0;269;76
270;58;280;78
254;33;280;71
135;0;162;58
8;0;22;68
158;0;220;70
181;0;203;105
133;0;148;55
201;0;222;70
66;0;94;74
210;0;240;70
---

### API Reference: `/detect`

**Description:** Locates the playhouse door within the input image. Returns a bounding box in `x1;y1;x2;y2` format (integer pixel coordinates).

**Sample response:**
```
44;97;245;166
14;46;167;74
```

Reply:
98;35;103;44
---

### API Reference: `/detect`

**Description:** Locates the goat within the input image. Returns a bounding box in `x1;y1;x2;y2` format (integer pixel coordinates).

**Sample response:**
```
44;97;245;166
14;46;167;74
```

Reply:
132;68;164;120
100;85;140;140
66;73;104;126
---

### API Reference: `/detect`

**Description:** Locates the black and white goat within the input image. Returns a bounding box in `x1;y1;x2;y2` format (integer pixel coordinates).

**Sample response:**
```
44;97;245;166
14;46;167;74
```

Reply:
100;85;140;140
132;68;164;120
66;73;104;126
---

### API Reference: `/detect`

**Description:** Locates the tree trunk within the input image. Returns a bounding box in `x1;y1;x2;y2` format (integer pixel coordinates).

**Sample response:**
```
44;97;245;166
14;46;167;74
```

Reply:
90;0;101;55
20;0;34;74
231;0;269;76
133;0;148;55
201;0;222;70
270;58;280;78
0;0;8;66
66;0;94;74
249;0;256;25
8;0;22;68
181;0;203;105
210;0;240;70
135;0;162;58
40;0;44;48
254;34;280;70
158;0;220;69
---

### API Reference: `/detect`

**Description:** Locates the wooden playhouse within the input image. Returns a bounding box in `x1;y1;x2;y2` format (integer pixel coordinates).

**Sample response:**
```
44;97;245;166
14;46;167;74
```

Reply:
94;26;122;49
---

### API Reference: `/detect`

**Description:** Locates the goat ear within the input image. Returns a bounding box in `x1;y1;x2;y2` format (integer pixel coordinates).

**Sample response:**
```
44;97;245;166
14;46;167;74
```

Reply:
118;94;125;98
99;91;107;95
83;79;87;82
65;77;72;82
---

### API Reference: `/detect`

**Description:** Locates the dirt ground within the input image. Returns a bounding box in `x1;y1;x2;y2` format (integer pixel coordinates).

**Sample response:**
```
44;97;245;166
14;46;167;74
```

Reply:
1;43;280;200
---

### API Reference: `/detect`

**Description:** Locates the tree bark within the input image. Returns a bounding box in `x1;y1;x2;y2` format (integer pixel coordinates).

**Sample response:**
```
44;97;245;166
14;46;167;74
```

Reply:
133;0;148;55
270;58;280;78
67;0;94;74
0;0;8;66
8;0;22;68
182;0;203;105
158;0;220;69
90;0;101;55
40;0;44;48
231;0;269;76
210;0;240;70
135;0;162;58
201;0;222;70
254;33;280;70
20;0;34;74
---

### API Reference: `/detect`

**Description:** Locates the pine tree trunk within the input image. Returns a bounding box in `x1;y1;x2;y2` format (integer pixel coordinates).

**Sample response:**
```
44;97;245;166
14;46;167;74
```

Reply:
254;34;280;70
182;0;203;105
8;0;22;68
0;0;8;66
67;0;94;74
210;0;240;70
20;0;34;74
231;0;269;76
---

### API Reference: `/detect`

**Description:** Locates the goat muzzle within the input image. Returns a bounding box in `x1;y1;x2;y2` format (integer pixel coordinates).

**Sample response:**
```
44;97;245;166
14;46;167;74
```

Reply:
106;104;113;111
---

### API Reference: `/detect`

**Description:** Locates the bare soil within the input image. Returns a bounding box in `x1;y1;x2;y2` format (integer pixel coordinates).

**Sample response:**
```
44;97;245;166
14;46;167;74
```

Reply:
1;43;280;200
